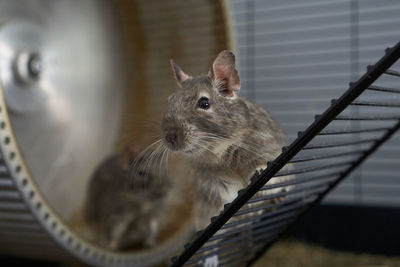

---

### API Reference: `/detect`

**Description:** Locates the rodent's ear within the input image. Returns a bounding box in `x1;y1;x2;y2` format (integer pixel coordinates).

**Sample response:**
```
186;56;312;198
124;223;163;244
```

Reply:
125;142;141;164
170;60;191;88
209;50;240;97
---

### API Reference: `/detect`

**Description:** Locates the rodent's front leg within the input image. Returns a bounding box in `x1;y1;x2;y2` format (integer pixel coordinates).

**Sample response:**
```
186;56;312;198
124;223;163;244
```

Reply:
251;163;295;207
145;218;158;248
192;171;243;231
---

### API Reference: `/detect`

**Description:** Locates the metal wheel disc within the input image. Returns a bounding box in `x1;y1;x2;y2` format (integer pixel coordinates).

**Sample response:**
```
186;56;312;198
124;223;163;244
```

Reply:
0;1;123;218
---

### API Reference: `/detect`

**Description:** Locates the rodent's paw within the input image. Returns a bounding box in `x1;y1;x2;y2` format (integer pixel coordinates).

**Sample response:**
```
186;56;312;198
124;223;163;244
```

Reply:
143;219;159;248
256;165;267;174
273;196;284;205
108;239;119;251
248;166;267;186
251;166;266;180
273;188;289;205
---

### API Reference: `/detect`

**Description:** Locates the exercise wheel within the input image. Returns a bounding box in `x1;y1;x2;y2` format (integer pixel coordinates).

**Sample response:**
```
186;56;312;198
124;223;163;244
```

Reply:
0;0;233;266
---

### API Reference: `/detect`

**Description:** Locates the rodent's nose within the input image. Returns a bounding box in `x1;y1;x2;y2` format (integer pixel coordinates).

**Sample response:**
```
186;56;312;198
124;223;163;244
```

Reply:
165;133;177;144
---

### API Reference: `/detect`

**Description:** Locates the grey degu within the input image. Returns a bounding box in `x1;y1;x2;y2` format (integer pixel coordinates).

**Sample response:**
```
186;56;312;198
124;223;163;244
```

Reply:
84;144;170;250
161;50;291;230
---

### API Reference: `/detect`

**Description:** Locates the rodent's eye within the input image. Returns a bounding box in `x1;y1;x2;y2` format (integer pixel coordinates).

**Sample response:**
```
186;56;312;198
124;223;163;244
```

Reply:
197;97;210;110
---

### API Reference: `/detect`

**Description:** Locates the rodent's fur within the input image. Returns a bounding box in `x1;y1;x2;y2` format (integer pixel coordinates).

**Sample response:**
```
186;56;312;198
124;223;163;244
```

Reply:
162;50;292;230
84;145;170;250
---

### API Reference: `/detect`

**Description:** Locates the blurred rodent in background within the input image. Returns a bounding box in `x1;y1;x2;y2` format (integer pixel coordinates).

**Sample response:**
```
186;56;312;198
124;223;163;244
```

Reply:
84;143;172;250
161;50;293;231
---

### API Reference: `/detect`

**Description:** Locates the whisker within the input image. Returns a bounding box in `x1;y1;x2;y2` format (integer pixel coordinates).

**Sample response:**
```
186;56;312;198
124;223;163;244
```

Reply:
129;139;163;193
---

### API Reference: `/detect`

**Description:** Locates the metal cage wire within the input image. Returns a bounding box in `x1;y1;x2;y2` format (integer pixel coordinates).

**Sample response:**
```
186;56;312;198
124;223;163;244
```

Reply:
170;42;400;267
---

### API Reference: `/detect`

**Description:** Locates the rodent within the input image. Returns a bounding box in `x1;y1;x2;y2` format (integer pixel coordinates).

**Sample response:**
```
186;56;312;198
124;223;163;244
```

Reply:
161;50;292;231
84;143;170;250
